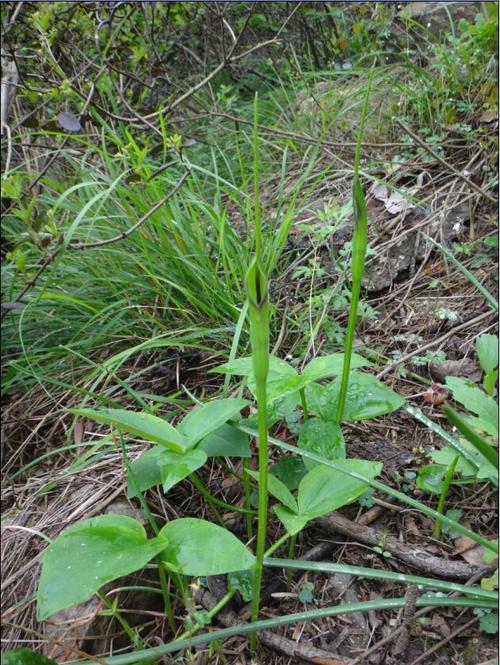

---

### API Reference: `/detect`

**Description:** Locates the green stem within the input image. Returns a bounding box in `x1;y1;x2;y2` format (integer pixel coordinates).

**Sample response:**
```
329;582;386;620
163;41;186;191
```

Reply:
68;597;497;665
98;592;143;651
299;388;309;422
251;380;268;650
335;70;373;424
442;404;499;470
253;93;262;260
433;455;459;539
243;458;254;540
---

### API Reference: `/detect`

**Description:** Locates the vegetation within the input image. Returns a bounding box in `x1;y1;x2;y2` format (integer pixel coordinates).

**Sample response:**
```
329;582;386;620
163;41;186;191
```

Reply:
1;3;498;664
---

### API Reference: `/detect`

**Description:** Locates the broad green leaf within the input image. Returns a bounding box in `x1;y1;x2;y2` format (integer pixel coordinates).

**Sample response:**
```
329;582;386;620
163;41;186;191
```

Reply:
298;418;345;470
302;353;371;383
484;370;499;396
128;448;207;497
305;372;405;421
198;423;250;458
177;398;248;448
476;334;499;375
159;519;255;576
445;377;498;436
213;356;300;403
298;459;383;518
71;408;187;453
416;464;446;494
160;449;207;493
37;515;168;620
270;456;307;491
212;356;254;376
246;468;298;512
479;612;499;634
128;446;163;496
273;505;310;536
3;650;57;665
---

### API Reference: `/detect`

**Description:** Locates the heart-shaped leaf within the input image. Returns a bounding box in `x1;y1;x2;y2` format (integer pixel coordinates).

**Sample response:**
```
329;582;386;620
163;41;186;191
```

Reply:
177;398;248;448
159;519;255;576
37;515;168;620
476;334;499;375
416;464;446;494
298;459;383;518
298;418;345;470
71;408;187;453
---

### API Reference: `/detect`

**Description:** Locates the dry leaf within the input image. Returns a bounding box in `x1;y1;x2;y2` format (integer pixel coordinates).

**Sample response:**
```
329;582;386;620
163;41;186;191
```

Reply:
479;108;498;124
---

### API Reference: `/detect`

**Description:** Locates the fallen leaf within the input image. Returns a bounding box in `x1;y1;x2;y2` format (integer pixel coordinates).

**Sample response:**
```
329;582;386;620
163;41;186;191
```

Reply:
479;108;498;124
431;613;451;637
370;183;389;202
385;191;414;215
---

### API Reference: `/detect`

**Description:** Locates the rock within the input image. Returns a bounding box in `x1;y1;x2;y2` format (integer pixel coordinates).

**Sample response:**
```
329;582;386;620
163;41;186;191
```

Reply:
430;358;482;383
397;2;480;37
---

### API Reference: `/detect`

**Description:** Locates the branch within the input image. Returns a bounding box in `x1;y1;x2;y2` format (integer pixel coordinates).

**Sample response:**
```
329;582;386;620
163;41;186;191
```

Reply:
394;118;497;204
68;170;189;250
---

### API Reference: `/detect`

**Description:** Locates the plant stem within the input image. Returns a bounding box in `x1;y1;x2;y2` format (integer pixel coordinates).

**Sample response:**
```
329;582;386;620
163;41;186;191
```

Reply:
433;455;459;539
335;70;373;424
71;597;497;665
190;472;228;526
243;458;254;540
246;258;270;652
299;388;309;421
98;592;143;651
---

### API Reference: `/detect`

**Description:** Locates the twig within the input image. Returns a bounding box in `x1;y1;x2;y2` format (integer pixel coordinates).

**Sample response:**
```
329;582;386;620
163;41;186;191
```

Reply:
316;512;490;580
390;585;420;660
376;310;492;379
68;170;189;250
0;240;63;321
394;118;497;204
409;615;479;665
195;587;346;664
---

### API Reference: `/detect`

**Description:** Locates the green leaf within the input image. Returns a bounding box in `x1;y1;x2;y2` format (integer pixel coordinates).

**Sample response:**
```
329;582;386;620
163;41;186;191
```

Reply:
476;334;498;375
302;353;372;383
298;418;345;470
431;442;498;483
305;372;405;421
227;569;255;602
273;505;310;536
197;423;250;458
71;408;187;453
213;356;300;404
270;456;307;491
481;570;498;593
246;468;298;513
484;540;499;564
127;447;207;496
445;377;498;437
298;581;314;603
298;459;383;518
479;611;498;634
160;449;207;494
2;650;57;665
177;399;248;448
416;464;446;494
37;515;168;620
484;370;498;396
158;519;255;576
